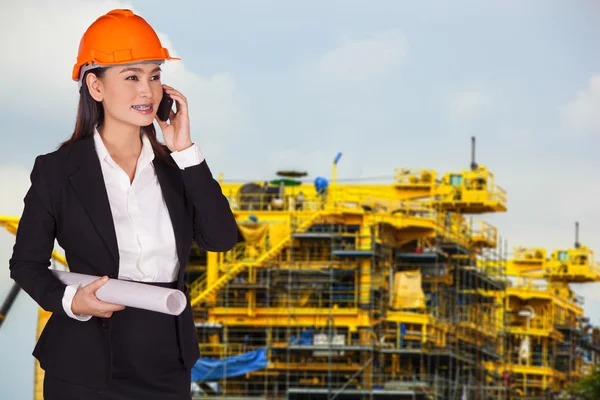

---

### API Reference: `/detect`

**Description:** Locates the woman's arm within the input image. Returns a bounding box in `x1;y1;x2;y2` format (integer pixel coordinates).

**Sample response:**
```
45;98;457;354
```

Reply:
170;145;238;252
181;160;238;252
9;156;68;316
156;84;238;253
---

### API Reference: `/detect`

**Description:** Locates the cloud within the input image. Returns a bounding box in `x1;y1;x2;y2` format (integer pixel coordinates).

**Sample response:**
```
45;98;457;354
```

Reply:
157;36;250;161
561;74;600;135
445;88;492;125
0;0;132;113
0;0;248;166
274;28;408;166
301;29;408;91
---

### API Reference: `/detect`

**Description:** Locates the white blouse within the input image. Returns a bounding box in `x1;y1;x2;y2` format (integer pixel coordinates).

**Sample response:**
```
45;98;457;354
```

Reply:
63;129;203;321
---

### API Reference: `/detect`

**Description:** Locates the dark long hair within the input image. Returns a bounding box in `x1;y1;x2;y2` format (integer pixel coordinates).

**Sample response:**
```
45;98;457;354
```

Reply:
59;67;172;164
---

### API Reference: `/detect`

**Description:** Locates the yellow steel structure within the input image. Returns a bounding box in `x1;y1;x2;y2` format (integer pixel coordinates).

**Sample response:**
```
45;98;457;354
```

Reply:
504;245;600;283
2;139;599;400
479;239;600;398
186;151;530;399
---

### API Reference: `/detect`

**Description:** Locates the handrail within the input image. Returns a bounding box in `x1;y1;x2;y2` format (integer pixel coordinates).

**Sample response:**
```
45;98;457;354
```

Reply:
190;211;324;306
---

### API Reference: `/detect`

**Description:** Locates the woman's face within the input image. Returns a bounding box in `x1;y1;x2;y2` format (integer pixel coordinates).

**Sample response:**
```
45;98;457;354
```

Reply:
91;62;163;128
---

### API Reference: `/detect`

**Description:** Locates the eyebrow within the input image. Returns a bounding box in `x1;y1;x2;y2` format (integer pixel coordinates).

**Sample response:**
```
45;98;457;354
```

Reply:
119;66;162;74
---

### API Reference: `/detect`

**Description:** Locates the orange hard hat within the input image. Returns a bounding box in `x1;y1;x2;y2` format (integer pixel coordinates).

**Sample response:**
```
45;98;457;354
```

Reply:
72;9;179;82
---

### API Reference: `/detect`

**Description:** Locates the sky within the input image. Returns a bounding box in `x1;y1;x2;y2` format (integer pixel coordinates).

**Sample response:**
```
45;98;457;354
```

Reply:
1;0;600;398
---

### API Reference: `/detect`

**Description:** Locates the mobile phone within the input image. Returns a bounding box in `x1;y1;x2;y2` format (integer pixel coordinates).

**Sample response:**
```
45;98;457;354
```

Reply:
157;89;173;121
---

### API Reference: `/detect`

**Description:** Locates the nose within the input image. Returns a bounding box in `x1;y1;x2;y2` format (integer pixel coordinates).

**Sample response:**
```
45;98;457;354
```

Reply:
138;80;153;99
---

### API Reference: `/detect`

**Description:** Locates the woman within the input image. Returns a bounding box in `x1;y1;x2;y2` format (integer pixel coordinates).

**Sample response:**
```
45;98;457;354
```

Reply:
9;9;238;400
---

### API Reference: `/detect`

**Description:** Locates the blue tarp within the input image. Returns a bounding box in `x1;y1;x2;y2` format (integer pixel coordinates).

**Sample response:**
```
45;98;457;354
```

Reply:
191;348;268;382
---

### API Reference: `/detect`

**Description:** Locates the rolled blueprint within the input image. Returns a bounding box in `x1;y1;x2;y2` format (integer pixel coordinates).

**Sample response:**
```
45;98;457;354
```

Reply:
52;270;187;316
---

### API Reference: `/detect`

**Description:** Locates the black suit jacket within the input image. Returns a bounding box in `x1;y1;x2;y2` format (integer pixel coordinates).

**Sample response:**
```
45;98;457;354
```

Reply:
9;136;238;388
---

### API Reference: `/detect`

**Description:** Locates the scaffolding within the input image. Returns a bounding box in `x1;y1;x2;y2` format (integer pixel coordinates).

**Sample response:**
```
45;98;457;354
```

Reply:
183;156;600;399
2;139;600;400
184;155;535;400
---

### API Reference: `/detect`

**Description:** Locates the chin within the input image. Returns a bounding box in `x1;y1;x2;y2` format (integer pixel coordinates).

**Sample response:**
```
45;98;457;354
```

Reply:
138;116;156;126
125;114;156;127
106;108;157;129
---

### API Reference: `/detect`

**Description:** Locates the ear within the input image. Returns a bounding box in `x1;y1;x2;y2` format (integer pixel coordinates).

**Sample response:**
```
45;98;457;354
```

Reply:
86;72;104;102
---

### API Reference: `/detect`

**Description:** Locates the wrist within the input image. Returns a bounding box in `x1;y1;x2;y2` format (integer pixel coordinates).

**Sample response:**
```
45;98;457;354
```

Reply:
174;140;193;152
71;296;78;315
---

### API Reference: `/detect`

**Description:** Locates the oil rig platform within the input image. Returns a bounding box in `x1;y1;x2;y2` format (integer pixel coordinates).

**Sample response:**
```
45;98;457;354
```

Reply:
2;137;600;400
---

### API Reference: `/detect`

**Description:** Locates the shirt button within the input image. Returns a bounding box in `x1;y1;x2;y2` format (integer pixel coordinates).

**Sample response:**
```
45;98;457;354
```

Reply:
102;320;109;329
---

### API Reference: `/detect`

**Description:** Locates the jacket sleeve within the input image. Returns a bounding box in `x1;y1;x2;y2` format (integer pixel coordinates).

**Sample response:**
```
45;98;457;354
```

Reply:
180;160;238;253
9;156;68;316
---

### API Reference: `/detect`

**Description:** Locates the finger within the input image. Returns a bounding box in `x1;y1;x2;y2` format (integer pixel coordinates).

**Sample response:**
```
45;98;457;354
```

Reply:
167;93;188;116
166;91;187;107
163;86;186;103
163;85;187;103
169;109;176;121
83;276;109;292
155;115;169;130
97;307;122;318
98;301;126;312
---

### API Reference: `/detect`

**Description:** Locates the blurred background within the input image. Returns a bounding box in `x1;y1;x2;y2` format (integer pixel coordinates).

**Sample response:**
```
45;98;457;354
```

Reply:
2;1;600;399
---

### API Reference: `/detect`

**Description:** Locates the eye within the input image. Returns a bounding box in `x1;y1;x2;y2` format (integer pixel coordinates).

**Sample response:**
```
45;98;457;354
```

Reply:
125;75;138;81
151;75;161;81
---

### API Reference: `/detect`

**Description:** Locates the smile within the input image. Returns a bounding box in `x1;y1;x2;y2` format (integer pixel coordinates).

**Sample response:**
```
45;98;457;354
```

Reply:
132;104;153;114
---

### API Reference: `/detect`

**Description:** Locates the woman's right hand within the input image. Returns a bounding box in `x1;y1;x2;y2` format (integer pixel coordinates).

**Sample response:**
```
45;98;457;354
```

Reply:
71;276;126;318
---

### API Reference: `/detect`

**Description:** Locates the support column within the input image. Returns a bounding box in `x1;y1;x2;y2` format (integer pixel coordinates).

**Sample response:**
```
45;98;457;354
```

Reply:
359;328;373;390
359;259;372;308
206;251;219;304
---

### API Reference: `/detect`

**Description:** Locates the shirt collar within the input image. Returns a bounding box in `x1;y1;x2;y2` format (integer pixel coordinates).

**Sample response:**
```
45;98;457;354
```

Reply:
93;127;156;170
138;132;156;170
93;128;110;163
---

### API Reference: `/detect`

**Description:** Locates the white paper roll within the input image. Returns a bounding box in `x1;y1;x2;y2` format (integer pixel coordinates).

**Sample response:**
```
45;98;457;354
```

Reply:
52;270;187;316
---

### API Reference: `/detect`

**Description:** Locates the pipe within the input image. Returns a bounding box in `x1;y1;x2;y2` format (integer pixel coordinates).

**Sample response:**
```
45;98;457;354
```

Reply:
0;283;20;328
470;136;478;171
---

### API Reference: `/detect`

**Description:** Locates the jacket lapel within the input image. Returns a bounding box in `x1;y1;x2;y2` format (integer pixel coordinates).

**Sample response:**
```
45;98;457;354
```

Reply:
67;137;120;273
66;137;186;282
153;157;185;278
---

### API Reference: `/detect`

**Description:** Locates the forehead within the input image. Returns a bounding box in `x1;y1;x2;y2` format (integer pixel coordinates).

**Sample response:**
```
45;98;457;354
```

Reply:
115;62;162;74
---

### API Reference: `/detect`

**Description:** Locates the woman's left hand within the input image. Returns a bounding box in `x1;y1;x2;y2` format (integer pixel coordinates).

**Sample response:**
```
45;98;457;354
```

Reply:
155;84;193;152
